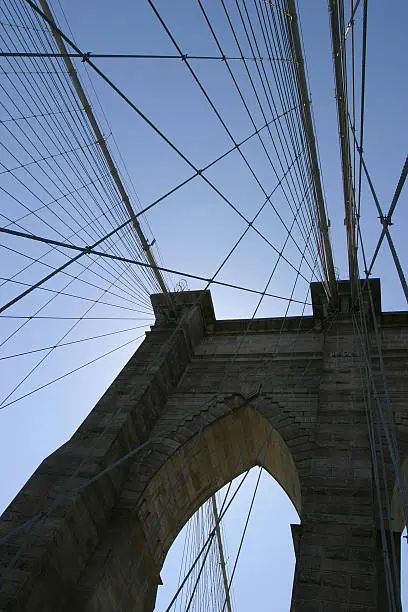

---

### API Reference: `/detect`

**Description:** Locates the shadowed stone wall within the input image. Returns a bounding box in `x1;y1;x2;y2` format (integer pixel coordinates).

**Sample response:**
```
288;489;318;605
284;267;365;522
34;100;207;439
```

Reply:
0;280;407;611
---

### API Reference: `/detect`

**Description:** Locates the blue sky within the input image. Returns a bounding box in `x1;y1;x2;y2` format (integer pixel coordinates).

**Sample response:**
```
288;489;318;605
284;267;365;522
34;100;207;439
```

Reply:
0;0;407;609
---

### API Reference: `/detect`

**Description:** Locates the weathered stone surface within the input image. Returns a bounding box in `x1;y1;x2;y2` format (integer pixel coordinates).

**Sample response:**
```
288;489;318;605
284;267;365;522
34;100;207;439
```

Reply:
0;282;407;611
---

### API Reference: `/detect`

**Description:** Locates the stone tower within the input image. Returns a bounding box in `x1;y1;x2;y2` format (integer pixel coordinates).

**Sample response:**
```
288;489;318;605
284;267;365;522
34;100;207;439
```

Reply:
0;280;407;611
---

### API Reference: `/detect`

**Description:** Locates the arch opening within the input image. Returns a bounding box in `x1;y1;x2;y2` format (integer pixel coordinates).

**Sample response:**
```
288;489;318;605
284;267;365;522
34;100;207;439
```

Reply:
154;467;300;611
134;402;302;574
120;401;302;611
74;401;302;611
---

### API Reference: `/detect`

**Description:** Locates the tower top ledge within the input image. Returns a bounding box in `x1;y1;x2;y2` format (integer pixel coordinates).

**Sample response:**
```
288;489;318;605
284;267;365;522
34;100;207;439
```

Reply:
150;279;408;330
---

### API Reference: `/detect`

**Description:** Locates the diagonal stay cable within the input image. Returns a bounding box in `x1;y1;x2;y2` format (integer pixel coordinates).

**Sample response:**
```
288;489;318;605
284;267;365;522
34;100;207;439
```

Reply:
0;235;312;315
0;171;110;232
0;324;148;361
220;467;262;612
0;232;151;310
0;277;152;315
1;316;150;321
0;216;139;315
0;137;101;176
0;225;151;352
365;154;408;278
0;334;145;411
348;118;408;303
0;260;141;408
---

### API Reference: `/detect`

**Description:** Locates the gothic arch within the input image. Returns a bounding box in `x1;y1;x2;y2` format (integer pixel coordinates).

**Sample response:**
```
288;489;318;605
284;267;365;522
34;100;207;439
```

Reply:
131;400;301;568
69;398;301;611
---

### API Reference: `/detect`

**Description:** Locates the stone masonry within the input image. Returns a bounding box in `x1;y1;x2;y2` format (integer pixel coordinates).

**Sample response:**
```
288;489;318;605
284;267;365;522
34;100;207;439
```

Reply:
0;279;407;611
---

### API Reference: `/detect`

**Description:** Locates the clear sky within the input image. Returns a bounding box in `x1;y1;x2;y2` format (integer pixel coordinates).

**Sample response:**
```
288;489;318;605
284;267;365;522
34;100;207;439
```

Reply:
0;0;407;610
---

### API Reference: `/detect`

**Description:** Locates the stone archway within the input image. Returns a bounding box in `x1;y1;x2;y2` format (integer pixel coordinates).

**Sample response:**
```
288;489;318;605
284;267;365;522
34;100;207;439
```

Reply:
156;464;300;612
69;401;301;611
134;402;301;571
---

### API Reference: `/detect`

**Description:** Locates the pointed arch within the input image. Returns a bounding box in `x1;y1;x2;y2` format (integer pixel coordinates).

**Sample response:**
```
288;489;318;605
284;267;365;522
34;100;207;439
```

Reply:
156;466;300;611
131;401;301;569
69;398;301;611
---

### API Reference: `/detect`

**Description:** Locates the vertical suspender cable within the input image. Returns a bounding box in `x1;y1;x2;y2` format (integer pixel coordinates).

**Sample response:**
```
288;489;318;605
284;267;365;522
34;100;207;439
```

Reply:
211;494;233;612
327;0;358;287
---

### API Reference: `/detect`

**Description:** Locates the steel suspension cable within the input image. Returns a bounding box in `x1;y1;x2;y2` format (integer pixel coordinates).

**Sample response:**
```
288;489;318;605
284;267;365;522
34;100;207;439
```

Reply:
355;0;368;243
220;467;263;612
250;0;320;250
0;50;292;62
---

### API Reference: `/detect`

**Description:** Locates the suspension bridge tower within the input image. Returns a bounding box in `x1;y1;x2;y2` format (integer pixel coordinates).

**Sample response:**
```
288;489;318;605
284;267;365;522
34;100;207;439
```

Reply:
0;0;407;611
1;280;408;611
